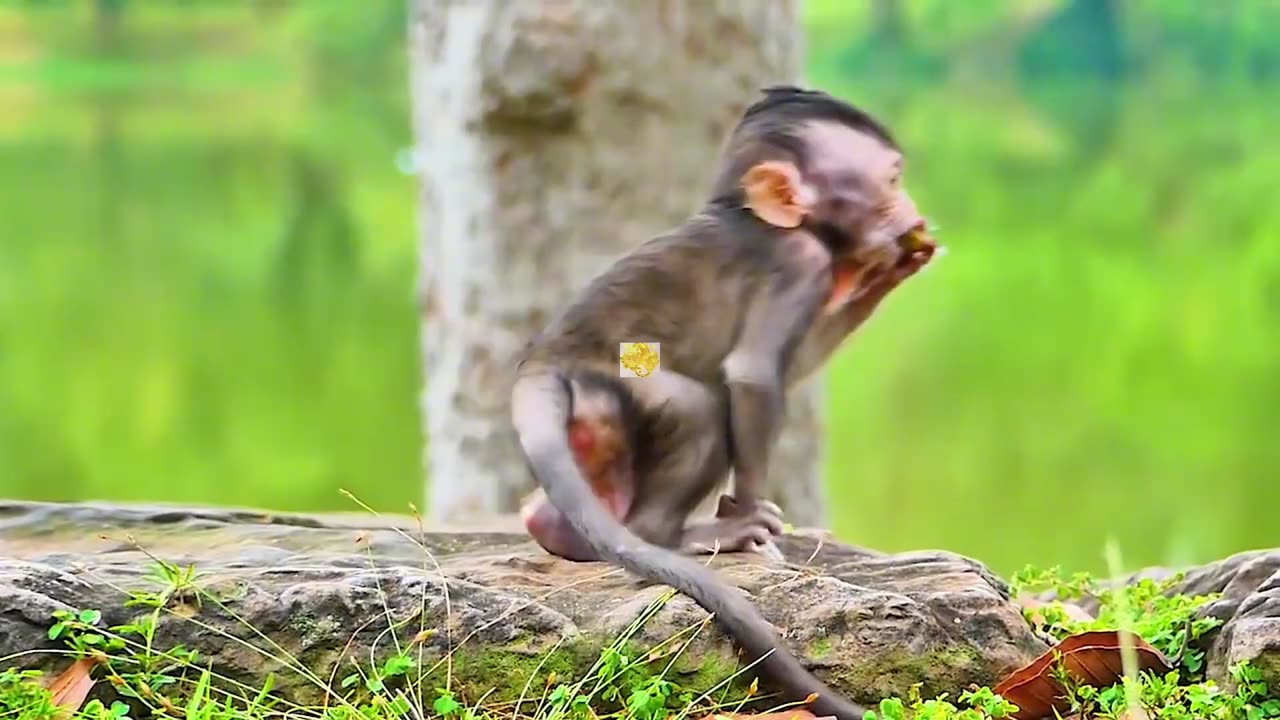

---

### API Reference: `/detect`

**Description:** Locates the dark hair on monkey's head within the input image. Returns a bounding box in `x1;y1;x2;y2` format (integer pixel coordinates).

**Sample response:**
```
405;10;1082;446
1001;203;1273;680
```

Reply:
741;85;898;151
707;85;898;206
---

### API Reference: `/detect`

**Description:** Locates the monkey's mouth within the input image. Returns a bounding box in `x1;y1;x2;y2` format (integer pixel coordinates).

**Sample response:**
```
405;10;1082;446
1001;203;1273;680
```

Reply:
825;226;938;313
895;226;937;264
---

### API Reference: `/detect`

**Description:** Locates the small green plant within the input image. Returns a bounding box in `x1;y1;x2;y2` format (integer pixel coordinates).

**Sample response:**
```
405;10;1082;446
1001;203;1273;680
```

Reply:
1049;660;1280;719
340;649;416;694
0;668;62;719
863;683;1019;719
1011;564;1223;673
45;596;210;716
49;608;112;654
79;699;135;720
856;564;1278;719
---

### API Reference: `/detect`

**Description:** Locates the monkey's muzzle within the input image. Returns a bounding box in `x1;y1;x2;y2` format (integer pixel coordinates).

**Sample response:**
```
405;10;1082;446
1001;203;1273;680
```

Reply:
897;226;936;254
895;226;937;266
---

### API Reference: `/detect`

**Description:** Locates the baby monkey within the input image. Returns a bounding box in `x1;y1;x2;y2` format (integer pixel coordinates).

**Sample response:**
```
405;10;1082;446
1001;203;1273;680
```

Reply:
512;86;936;720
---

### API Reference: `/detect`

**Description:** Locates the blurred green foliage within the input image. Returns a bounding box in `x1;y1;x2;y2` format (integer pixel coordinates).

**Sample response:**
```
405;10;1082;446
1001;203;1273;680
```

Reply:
1;0;1278;576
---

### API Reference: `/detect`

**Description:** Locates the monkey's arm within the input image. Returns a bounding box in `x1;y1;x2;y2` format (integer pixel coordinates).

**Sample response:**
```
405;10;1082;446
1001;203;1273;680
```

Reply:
720;241;831;512
786;249;934;386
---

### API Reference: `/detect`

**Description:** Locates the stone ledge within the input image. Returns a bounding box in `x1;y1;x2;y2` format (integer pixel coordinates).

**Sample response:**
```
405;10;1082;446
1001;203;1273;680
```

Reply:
5;501;1276;706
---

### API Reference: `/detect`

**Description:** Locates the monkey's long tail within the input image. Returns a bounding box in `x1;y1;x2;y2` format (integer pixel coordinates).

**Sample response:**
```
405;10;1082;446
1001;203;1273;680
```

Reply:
511;371;868;720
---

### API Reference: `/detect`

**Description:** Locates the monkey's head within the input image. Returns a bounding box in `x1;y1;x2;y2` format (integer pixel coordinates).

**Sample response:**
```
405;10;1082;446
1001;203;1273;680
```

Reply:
713;86;934;274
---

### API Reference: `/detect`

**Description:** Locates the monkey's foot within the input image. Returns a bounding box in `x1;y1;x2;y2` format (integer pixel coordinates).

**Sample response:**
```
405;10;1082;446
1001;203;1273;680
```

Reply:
679;507;784;557
679;532;785;562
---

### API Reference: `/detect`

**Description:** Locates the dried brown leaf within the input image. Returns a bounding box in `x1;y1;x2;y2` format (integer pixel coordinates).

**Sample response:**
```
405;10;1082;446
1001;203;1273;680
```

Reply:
45;658;97;718
993;630;1171;720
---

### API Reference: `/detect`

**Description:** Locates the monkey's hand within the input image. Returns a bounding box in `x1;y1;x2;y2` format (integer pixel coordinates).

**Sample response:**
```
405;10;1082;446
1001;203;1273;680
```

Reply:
851;247;935;309
714;493;784;523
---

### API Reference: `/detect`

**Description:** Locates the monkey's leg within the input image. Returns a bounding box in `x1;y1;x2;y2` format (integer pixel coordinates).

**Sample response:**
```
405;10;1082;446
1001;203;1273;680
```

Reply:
621;371;783;555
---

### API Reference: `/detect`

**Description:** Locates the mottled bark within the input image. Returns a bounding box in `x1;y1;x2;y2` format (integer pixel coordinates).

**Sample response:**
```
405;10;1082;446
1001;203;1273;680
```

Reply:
409;0;826;526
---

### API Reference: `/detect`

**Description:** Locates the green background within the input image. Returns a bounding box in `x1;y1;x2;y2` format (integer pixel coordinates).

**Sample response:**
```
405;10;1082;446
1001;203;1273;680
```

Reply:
2;1;1278;577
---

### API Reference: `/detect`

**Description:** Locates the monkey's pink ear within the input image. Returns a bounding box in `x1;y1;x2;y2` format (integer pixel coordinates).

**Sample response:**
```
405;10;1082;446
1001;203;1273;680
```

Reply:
741;161;813;229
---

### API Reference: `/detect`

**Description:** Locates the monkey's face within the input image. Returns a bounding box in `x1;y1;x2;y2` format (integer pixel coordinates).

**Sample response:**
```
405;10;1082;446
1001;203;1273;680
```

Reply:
800;121;933;271
739;120;935;283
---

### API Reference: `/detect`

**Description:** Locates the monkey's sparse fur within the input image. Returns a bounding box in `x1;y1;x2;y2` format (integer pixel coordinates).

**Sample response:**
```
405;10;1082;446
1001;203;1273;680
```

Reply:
512;85;935;720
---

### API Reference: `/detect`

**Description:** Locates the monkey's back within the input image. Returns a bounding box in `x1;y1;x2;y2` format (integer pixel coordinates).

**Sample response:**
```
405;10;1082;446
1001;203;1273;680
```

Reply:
518;215;772;383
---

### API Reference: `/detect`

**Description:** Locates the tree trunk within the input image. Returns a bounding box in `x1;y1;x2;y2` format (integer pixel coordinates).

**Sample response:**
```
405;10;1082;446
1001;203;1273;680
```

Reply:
408;0;827;527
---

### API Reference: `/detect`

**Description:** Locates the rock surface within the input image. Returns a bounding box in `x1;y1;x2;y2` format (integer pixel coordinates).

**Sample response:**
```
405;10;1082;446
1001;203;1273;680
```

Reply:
0;500;1046;709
